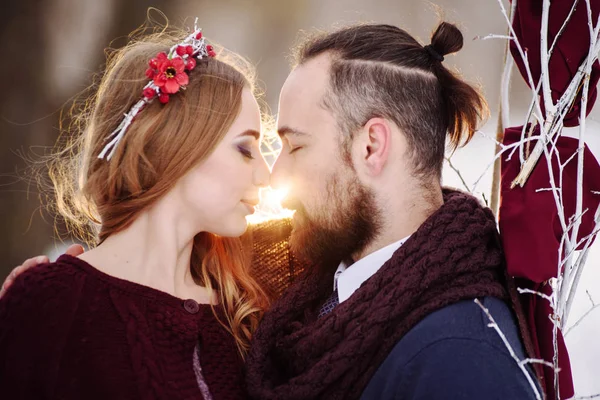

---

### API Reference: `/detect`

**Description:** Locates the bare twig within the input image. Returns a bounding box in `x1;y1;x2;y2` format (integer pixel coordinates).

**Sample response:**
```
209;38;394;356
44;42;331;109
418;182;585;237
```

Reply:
471;136;538;193
476;34;513;41
519;358;560;370
474;299;545;400
511;8;600;187
445;156;472;193
563;204;600;325
518;287;554;303
564;303;600;337
570;394;600;400
540;0;555;115
548;0;580;56
490;1;517;216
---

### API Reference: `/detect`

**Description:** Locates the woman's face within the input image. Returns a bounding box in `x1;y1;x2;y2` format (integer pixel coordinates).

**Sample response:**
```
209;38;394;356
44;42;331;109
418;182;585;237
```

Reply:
171;88;270;237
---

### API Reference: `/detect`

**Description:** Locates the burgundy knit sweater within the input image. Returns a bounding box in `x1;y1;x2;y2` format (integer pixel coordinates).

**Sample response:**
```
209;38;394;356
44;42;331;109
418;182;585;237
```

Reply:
0;255;246;400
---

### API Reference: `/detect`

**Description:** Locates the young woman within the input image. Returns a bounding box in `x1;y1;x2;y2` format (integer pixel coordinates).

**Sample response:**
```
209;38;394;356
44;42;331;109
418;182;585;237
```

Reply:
0;23;273;399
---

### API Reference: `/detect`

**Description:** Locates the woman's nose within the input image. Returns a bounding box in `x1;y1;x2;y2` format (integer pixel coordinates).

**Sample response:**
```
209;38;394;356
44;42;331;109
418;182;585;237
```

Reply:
254;157;271;188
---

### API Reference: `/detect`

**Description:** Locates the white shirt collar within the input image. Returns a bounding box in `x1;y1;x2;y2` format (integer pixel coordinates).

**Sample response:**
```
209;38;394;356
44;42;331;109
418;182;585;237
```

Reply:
334;236;410;303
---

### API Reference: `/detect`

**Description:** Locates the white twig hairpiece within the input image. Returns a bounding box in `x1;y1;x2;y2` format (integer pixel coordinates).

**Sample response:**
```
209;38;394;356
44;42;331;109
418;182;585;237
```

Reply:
98;19;216;160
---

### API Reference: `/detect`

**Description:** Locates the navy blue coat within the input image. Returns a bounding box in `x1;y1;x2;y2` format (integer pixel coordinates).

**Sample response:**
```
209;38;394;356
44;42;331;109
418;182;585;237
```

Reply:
361;297;540;399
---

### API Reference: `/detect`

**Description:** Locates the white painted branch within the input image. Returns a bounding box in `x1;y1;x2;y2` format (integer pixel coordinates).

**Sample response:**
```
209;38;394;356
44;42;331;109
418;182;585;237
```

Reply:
540;0;555;115
564;303;600;337
548;0;581;56
569;393;600;399
541;141;570;248
559;1;600;323
494;0;546;120
474;299;543;400
535;187;561;193
575;224;600;249
563;204;600;325
445;157;472;193
501;52;514;132
470;136;538;192
518;287;554;303
512;13;600;187
561;147;584;170
519;358;561;370
519;92;540;164
564;73;591;316
477;34;514;41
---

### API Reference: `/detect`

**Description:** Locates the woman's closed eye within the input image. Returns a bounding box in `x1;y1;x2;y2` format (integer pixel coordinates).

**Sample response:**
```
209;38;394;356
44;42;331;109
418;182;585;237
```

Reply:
238;145;255;160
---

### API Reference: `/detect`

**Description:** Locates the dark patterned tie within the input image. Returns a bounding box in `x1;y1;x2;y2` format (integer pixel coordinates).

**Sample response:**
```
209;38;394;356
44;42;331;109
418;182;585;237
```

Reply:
318;289;339;318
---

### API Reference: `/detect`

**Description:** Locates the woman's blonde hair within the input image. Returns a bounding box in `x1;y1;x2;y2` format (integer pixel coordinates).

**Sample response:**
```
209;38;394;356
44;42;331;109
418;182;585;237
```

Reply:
50;22;269;356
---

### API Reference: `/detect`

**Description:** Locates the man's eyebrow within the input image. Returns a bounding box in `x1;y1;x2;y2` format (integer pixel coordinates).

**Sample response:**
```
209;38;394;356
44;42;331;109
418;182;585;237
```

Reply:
237;129;261;140
277;126;309;138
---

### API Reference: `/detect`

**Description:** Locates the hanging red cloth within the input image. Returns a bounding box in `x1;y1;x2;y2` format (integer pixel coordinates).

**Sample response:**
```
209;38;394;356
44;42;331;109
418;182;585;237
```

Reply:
499;1;600;398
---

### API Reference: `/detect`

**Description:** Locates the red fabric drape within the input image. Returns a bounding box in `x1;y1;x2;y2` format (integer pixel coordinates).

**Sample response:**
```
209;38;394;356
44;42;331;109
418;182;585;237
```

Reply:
500;127;600;399
499;1;600;398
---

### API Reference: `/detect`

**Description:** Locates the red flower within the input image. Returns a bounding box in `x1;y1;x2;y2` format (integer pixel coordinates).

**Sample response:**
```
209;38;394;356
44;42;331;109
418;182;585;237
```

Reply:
149;52;167;69
186;58;197;71
142;87;156;99
145;68;156;79
186;45;193;55
176;46;187;57
206;45;216;57
153;57;189;94
158;93;170;104
196;32;203;40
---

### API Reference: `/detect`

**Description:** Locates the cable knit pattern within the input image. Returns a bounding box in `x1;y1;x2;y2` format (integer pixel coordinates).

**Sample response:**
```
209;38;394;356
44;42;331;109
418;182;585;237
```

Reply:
0;255;246;400
246;189;509;400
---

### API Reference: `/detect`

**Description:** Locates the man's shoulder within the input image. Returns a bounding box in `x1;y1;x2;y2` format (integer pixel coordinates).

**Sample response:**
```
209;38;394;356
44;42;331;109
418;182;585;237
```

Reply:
400;296;523;358
361;297;539;399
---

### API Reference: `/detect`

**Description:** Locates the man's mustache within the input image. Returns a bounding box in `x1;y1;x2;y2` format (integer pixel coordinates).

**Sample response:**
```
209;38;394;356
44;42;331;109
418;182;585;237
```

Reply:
281;197;306;214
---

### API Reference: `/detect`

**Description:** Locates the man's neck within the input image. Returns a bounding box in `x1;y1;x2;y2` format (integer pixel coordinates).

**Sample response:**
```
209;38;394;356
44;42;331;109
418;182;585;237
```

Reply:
352;186;443;263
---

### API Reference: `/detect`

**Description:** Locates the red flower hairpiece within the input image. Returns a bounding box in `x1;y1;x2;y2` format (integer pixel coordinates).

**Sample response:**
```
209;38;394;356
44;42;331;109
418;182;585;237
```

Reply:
143;34;215;103
98;22;216;160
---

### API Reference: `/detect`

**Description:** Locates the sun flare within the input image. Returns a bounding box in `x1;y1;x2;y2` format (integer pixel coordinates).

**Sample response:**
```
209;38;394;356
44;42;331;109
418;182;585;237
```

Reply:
246;186;294;224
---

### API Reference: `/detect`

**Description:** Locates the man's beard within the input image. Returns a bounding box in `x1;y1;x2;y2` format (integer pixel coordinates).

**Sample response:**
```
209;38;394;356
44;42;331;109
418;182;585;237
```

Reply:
287;171;382;271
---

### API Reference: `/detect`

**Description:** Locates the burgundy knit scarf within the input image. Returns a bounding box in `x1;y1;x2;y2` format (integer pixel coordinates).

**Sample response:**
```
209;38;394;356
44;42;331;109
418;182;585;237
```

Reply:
246;189;509;400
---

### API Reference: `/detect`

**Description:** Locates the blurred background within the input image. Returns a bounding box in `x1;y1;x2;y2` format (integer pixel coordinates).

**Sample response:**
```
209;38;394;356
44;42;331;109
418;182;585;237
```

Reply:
1;0;598;396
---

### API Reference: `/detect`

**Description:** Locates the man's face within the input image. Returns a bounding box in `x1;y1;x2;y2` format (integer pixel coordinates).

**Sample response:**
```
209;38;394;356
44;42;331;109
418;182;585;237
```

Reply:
271;54;380;267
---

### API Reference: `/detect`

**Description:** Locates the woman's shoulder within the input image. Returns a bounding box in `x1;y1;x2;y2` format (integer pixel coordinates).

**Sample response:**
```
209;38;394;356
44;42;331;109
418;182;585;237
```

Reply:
6;254;85;291
0;256;92;392
0;255;87;323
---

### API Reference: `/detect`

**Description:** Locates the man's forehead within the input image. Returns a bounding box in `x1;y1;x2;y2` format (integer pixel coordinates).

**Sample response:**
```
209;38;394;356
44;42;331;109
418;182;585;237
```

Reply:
283;55;331;95
277;55;332;131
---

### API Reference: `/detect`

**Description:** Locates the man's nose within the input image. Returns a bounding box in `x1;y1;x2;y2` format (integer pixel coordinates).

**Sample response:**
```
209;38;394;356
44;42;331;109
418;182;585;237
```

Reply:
270;153;289;190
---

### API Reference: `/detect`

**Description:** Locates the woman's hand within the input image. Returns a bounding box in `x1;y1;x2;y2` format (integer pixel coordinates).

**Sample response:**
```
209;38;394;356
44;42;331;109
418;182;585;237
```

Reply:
0;244;85;299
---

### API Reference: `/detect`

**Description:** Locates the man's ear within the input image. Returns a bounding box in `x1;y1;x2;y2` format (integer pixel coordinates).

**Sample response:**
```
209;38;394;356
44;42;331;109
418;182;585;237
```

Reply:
356;117;392;177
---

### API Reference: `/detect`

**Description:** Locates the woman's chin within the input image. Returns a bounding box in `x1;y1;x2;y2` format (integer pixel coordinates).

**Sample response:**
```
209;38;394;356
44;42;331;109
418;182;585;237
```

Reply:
210;219;249;238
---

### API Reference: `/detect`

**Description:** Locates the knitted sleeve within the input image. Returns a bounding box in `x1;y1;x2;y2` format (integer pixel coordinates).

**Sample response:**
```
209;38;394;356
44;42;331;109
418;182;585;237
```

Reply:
246;218;308;300
0;263;84;399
